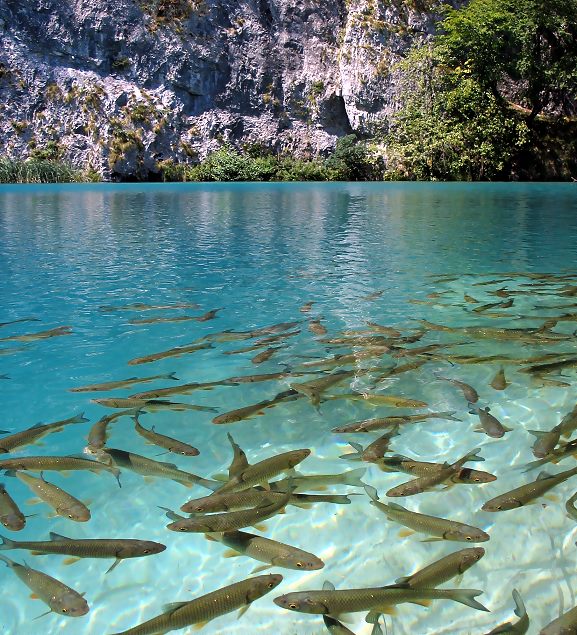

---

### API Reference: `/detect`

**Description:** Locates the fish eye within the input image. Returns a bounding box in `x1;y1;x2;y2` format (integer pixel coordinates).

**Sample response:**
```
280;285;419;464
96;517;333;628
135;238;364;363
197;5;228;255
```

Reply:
296;562;303;568
68;514;74;519
496;505;502;510
267;582;275;588
289;603;298;609
179;527;187;532
474;477;481;482
62;608;68;613
465;536;473;541
143;549;150;554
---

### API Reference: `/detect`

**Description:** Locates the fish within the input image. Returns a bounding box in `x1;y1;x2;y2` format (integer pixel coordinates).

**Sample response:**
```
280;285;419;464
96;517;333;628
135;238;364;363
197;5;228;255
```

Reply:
385;448;485;497
490;367;508;390
472;300;513;313
250;321;301;336
523;438;577;472
85;409;139;453
270;468;366;493
395;547;485;588
323;615;358;634
340;427;400;463
0;455;120;484
482;465;577;511
127;342;213;365
205;529;324;571
109;574;282;635
166;492;290;533
215;449;311;494
128;316;197;325
308;319;327;336
100;302;199;312
69;372;179;392
226;433;249;479
274;584;488;615
332;411;461;433
328;392;428;408
91;398;216;412
289;370;356;407
435;375;479;403
101;448;219;490
0;531;166;573
528;424;562;459
539;604;577;634
133;417;199;456
300;301;315;313
13;471;90;522
366;322;402;337
181;488;351;514
485;589;529;634
212;389;301;424
0;317;40;328
376;455;496;484
318;335;393;347
469;406;512;438
0;483;26;531
373;359;428;381
0;555;89;616
252;329;301;346
192;308;222;322
0;346;27;356
519;356;577;375
464;294;479;303
130;380;232;400
362;290;384;301
0;412;88;454
0;325;72;343
220;370;308;385
251;347;282;364
418;320;569;342
559;404;577;437
366;485;490;542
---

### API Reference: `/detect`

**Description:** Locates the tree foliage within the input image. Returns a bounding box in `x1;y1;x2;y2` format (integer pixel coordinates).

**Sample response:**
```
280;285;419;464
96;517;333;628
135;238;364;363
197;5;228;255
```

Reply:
438;0;577;118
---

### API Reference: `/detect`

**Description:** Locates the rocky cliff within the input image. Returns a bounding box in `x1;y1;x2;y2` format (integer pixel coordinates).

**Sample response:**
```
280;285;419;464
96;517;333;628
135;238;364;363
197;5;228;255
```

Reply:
0;0;449;178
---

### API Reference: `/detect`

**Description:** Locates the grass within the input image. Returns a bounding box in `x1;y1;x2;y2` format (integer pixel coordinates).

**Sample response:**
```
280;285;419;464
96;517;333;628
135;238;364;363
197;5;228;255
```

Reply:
0;159;87;184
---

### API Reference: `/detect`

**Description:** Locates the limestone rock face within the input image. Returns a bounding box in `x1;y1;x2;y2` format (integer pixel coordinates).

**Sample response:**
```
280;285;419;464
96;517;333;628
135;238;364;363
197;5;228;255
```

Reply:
0;0;451;178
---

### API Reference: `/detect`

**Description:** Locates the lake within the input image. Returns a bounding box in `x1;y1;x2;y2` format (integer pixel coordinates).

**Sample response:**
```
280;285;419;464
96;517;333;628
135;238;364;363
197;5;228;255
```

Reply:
1;182;577;634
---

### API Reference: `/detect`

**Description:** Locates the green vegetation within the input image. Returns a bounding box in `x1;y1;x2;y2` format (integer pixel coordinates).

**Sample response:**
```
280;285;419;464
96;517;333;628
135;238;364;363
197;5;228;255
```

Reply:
383;0;577;180
157;137;375;182
0;159;89;184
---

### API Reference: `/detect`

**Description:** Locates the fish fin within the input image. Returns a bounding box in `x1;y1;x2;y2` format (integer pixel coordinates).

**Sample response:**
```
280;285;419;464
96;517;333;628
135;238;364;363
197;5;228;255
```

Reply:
528;430;547;437
142;477;156;483
0;534;15;549
193;621;210;630
473;427;486;433
158;506;185;522
537;471;553;480
222;550;241;558
105;558;122;574
211;474;228;482
26;498;43;506
512;589;525;618
369;606;397;617
33;609;53;619
366;610;384;624
204;534;218;542
449;589;489;612
502;425;513;432
544;493;561;503
30;593;39;599
409;599;432;607
455;573;463;586
63;557;81;565
163;602;189;613
398;529;414;538
237;604;251;619
46;512;58;519
394;576;410;584
250;564;271;574
252;523;267;532
387;502;407;512
30;551;44;556
420;536;444;542
291;502;312;509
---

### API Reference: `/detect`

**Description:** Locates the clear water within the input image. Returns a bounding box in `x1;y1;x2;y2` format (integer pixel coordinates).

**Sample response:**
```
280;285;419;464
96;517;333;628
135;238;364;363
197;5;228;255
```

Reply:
1;182;577;635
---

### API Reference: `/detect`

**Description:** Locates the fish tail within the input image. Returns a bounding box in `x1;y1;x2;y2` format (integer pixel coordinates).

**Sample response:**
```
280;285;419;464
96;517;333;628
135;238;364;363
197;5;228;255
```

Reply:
343;468;367;487
437;411;462;422
448;589;489;612
71;412;89;424
511;589;525;618
167;372;180;381
0;534;15;550
339;442;364;461
462;448;484;463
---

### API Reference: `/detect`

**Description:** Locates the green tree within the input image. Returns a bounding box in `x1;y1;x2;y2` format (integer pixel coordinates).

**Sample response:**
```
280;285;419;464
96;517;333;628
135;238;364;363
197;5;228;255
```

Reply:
439;0;577;119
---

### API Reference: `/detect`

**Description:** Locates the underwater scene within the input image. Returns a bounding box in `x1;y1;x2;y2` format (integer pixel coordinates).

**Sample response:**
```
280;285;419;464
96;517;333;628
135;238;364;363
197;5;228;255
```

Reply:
1;182;577;635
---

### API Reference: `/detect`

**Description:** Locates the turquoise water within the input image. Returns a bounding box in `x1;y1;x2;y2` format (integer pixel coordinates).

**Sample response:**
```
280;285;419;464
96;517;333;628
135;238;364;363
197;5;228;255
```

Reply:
0;182;577;634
